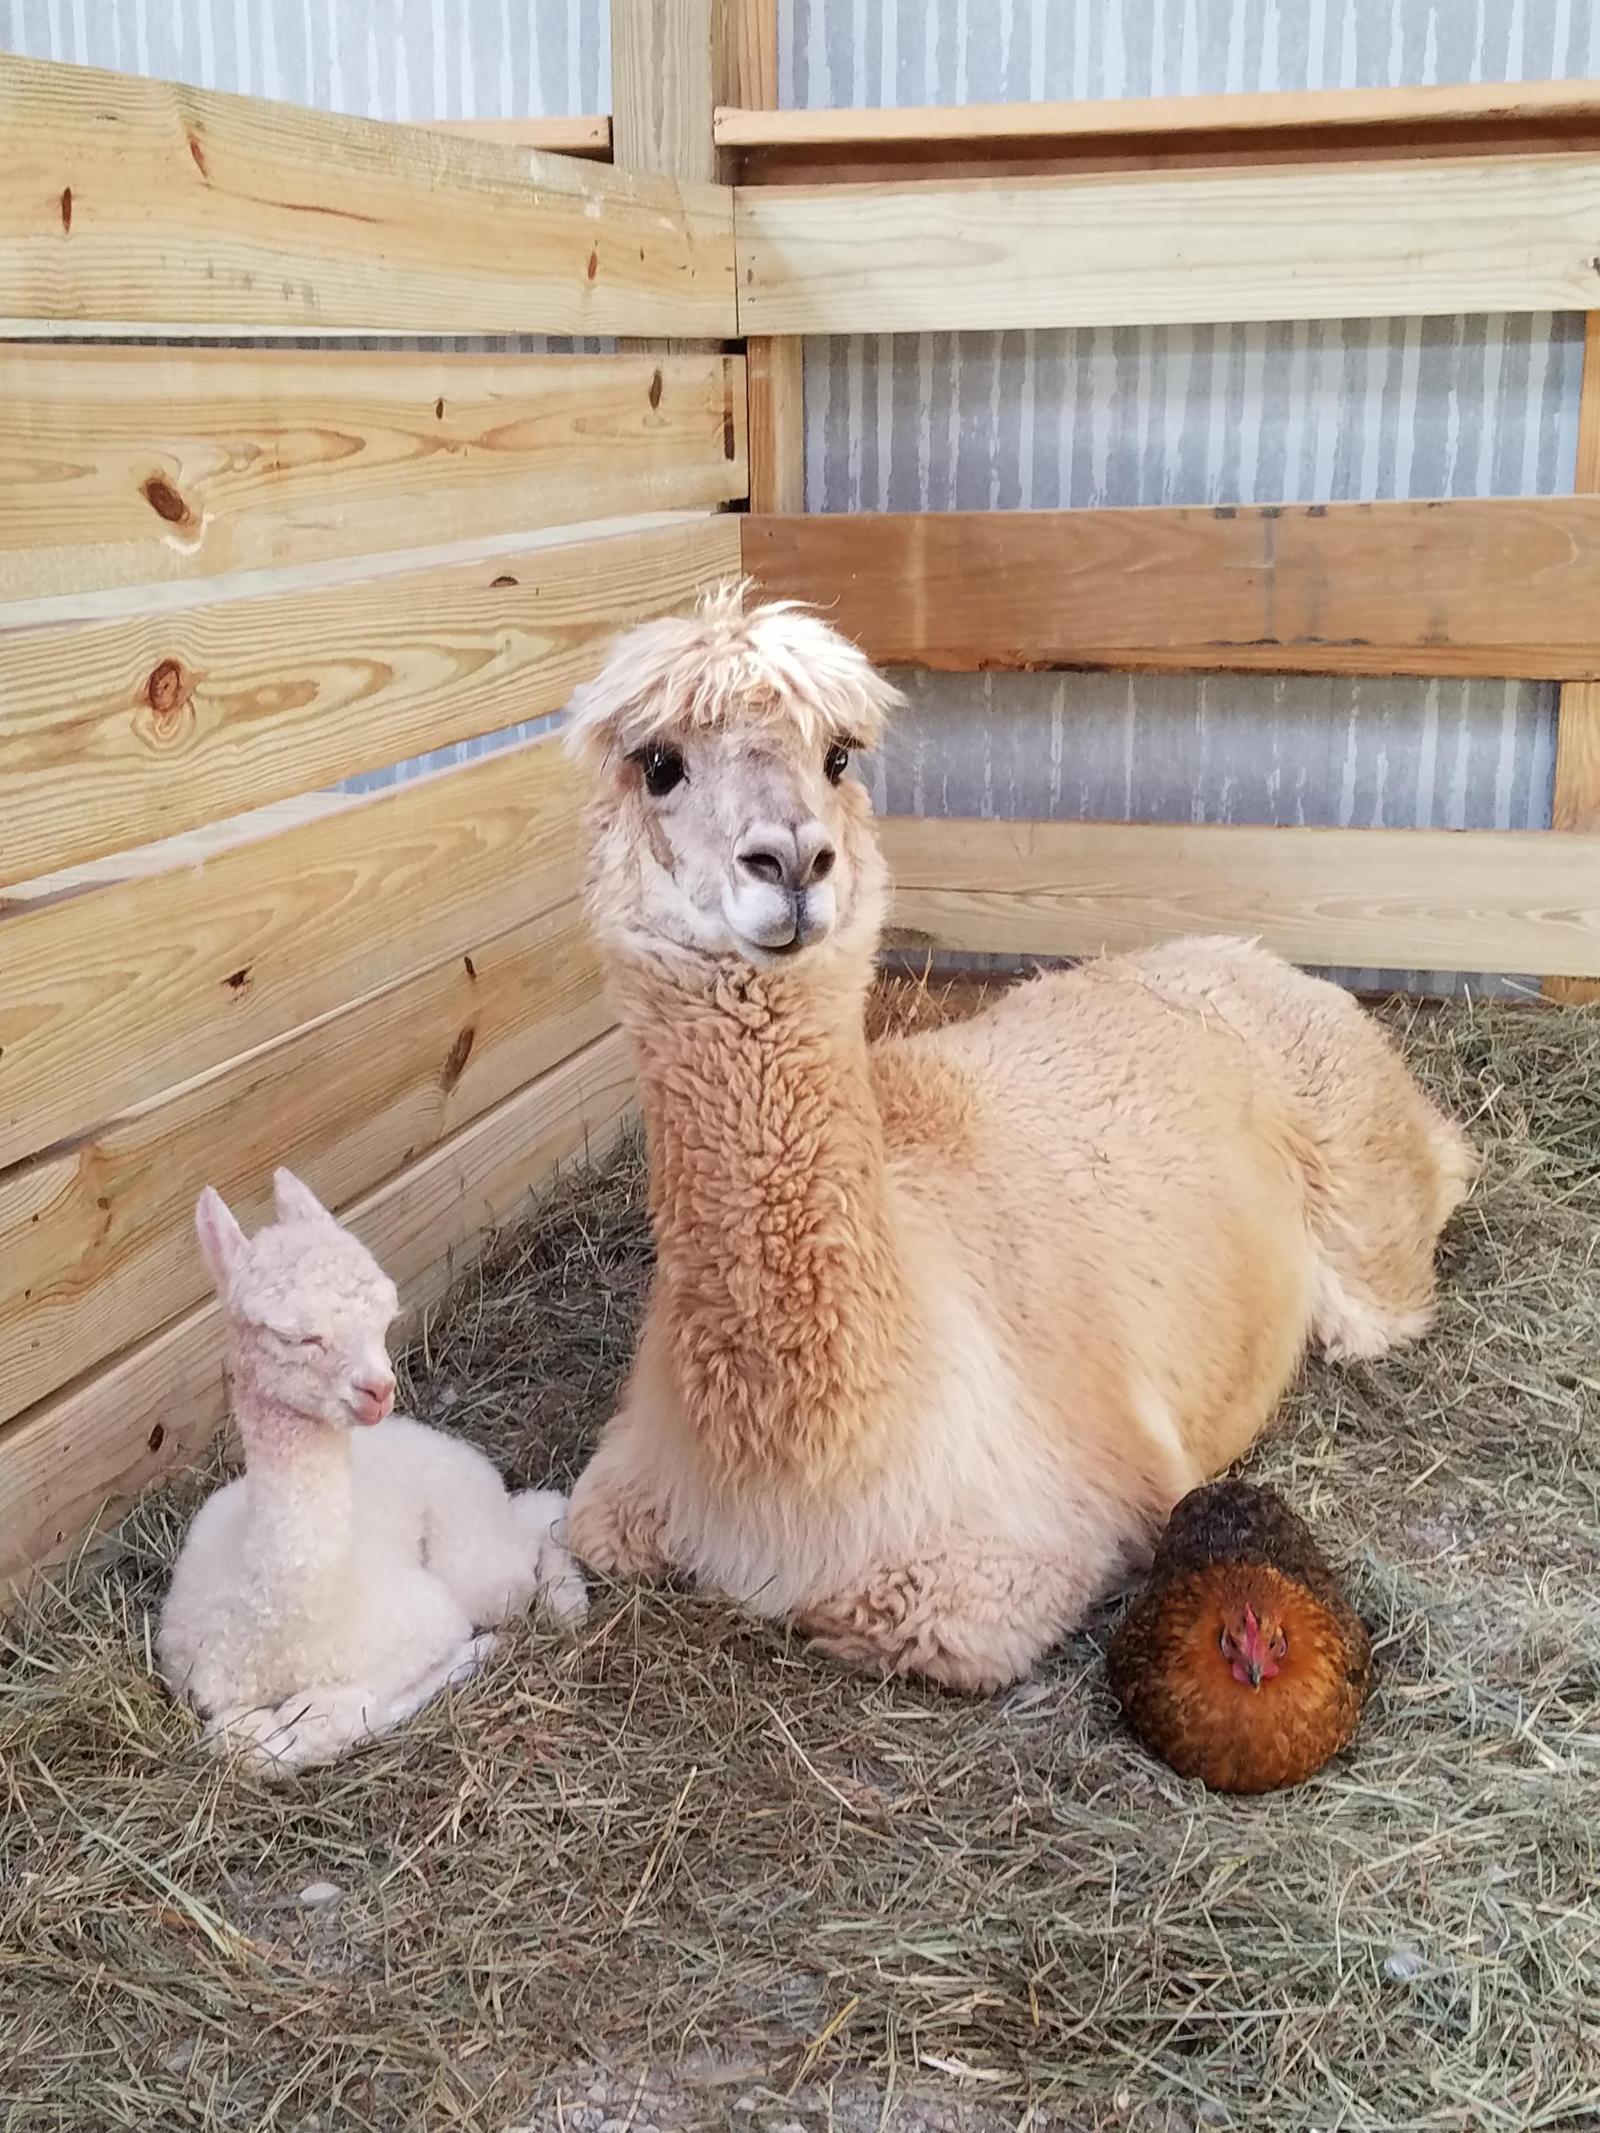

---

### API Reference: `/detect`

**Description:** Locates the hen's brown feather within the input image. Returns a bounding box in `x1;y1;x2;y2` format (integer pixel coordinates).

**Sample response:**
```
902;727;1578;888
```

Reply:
1108;1481;1372;1794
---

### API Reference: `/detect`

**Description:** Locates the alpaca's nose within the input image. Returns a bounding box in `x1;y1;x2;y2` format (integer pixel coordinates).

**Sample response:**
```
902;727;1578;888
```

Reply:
737;822;836;892
350;1369;395;1423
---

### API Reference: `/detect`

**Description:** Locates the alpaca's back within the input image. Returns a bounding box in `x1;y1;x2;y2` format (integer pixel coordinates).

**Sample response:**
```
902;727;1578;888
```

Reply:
869;937;1466;1498
1091;938;1474;1357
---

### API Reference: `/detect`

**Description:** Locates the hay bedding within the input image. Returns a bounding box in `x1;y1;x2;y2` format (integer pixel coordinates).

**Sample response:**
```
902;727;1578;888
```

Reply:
2;988;1598;2133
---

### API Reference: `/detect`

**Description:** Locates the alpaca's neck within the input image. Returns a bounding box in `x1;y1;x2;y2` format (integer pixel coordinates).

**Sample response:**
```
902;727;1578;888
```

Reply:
233;1386;357;1590
619;952;916;1486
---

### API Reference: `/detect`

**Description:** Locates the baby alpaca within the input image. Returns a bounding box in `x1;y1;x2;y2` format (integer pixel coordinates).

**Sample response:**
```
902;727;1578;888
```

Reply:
158;1169;586;1774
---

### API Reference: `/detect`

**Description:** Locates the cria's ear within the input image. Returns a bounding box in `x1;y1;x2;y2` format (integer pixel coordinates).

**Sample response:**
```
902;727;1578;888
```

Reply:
194;1186;247;1292
273;1167;336;1228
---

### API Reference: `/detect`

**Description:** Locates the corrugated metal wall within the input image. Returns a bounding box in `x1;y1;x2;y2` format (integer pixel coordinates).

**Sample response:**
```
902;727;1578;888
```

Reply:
0;0;609;117
4;0;1594;989
782;0;1598;993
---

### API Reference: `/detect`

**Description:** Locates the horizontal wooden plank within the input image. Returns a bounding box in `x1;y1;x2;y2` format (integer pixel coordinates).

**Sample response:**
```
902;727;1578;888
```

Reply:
718;77;1600;149
0;731;591;1173
0;52;733;336
418;115;612;158
720;78;1600;179
1;513;742;888
879;818;1600;976
0;1024;635;1595
0;898;608;1428
1;791;354;912
734;155;1600;335
0;349;746;604
740;503;1600;680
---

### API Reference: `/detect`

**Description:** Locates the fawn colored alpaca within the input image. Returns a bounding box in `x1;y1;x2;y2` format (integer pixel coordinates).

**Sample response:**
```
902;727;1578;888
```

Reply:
561;585;1474;1692
158;1170;585;1773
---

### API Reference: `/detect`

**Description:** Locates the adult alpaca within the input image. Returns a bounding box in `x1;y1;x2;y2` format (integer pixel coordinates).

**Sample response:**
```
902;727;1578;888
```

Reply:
563;585;1471;1691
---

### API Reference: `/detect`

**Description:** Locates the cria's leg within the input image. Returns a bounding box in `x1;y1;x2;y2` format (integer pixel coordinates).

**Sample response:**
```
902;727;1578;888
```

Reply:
202;1634;496;1776
797;1553;1099;1695
512;1489;590;1625
566;1425;672;1582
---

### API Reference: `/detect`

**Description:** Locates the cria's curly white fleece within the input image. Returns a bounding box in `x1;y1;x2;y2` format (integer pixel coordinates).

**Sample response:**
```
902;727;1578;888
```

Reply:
157;1170;586;1775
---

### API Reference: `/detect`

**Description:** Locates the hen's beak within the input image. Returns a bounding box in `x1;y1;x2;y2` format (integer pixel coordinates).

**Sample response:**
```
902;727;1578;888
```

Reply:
1244;1661;1263;1689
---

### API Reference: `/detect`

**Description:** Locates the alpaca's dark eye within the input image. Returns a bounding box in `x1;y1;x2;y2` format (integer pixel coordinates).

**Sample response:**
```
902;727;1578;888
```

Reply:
634;744;685;797
824;741;850;785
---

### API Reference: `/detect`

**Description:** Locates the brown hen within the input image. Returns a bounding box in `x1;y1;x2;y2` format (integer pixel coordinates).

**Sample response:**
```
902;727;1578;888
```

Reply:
1107;1479;1373;1794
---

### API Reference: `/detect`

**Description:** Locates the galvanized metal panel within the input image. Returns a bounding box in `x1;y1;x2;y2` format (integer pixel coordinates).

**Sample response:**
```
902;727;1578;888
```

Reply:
782;0;1600;993
5;0;1598;987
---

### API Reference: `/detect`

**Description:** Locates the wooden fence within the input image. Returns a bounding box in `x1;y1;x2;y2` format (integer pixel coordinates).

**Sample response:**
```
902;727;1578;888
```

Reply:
0;43;743;1589
3;8;1600;1587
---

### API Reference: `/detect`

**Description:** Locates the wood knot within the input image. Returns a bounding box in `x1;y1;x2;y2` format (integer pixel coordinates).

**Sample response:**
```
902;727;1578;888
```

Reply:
490;573;518;588
59;187;72;233
224;966;251;993
648;366;663;410
440;1023;476;1093
187;132;209;178
141;475;192;526
586;247;599;281
145;658;190;718
147;1423;165;1452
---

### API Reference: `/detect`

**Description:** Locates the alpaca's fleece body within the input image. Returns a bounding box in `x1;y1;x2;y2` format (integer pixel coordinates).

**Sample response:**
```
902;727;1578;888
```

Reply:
565;590;1472;1692
158;1172;586;1773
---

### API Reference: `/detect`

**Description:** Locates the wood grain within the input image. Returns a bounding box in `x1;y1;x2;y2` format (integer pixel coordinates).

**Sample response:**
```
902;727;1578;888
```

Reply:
1;516;742;890
734;155;1600;335
716;76;1600;150
418;115;611;158
879;817;1600;977
1549;314;1600;1005
715;0;779;114
0;732;588;1172
611;0;719;186
0;1025;635;1594
718;1;802;511
741;503;1600;680
0;348;747;604
721;78;1600;179
0;899;608;1428
743;341;804;512
0;50;734;337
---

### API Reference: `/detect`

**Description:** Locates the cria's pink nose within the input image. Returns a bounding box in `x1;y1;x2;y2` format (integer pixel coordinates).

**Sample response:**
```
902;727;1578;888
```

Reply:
349;1377;394;1425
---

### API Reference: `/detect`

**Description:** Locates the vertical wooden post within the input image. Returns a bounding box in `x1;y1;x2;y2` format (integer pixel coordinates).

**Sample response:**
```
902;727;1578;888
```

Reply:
1548;311;1600;1004
609;0;803;514
716;0;806;514
609;0;723;369
609;0;719;184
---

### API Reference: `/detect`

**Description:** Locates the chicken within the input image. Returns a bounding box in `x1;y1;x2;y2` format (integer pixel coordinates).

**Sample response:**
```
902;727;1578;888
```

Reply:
1106;1479;1373;1794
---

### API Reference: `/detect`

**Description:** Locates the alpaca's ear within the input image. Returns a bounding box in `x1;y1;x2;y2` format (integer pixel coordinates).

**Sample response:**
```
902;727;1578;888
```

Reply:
273;1167;335;1227
194;1187;247;1292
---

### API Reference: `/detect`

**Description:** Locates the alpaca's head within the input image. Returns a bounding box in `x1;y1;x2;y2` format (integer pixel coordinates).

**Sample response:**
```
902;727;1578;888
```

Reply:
195;1170;399;1433
565;581;904;974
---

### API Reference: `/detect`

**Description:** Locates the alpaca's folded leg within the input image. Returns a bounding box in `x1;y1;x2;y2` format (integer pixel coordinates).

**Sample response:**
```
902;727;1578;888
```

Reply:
200;1635;496;1776
566;1434;672;1582
798;1552;1097;1695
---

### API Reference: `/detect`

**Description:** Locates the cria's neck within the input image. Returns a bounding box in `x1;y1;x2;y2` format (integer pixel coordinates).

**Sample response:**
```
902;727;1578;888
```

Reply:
235;1395;357;1585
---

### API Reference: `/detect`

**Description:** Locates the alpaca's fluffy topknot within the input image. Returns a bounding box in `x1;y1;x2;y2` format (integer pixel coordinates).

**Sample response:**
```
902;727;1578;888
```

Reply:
564;579;905;770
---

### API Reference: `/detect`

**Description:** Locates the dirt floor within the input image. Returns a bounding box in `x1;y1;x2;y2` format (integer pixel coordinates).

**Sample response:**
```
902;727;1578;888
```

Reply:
2;985;1597;2133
